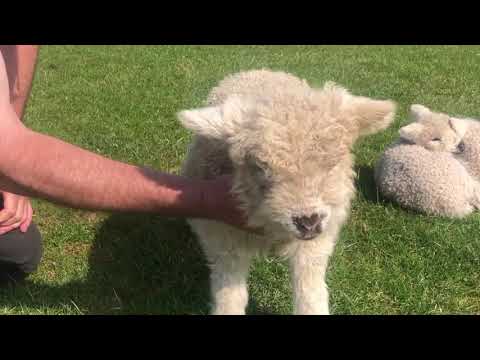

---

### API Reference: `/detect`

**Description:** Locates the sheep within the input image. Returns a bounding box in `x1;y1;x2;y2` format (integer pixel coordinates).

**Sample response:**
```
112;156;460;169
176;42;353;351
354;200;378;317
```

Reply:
178;69;396;315
398;104;468;153
397;104;480;179
374;104;480;218
449;116;480;182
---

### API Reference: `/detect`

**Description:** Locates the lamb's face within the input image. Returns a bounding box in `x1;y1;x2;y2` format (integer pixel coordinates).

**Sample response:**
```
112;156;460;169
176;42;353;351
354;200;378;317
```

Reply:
233;143;352;240
399;104;468;154
179;82;396;240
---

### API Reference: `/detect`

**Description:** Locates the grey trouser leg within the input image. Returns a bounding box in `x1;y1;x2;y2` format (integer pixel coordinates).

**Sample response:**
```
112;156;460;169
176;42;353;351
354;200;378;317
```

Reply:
0;223;43;286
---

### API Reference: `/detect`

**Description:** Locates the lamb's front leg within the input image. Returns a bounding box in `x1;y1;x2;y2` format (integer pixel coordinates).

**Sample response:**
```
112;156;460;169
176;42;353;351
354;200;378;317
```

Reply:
208;251;252;315
289;240;335;315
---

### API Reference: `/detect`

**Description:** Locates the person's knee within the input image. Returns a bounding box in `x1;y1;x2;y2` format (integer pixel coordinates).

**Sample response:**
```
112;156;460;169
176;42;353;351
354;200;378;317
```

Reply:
17;223;43;274
0;222;43;276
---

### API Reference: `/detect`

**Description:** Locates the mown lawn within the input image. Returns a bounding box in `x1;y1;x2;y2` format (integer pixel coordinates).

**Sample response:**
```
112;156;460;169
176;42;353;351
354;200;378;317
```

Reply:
1;45;479;314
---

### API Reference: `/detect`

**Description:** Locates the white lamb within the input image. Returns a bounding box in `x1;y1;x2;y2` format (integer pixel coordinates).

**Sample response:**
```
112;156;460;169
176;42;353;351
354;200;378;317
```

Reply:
375;104;480;218
178;69;396;315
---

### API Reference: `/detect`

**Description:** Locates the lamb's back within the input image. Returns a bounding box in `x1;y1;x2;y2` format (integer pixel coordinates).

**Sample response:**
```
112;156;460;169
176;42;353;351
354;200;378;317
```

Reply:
375;143;475;217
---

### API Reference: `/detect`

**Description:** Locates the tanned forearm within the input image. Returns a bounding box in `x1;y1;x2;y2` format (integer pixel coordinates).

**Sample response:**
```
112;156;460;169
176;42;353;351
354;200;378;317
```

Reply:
0;47;208;217
0;108;211;217
0;48;248;230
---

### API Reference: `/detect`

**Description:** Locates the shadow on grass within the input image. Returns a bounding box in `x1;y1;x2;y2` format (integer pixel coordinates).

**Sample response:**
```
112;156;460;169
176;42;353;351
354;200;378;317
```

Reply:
355;165;381;203
2;214;275;315
1;214;210;314
355;164;412;211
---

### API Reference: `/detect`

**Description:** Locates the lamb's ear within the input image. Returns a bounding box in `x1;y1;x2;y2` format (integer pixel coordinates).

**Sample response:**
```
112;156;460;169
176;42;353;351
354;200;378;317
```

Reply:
178;96;249;140
399;122;425;143
178;106;226;139
350;97;397;137
449;117;469;138
409;104;431;121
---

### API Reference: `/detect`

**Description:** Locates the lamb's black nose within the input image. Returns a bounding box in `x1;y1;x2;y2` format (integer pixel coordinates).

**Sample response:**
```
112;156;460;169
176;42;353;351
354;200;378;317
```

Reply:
457;141;465;153
293;213;324;238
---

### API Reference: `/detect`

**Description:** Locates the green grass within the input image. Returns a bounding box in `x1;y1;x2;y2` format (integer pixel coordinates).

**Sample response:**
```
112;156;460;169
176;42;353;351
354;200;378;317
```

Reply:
1;45;480;315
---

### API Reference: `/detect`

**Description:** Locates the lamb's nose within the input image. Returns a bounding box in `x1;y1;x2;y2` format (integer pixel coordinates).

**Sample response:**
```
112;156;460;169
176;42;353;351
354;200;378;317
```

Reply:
293;213;323;234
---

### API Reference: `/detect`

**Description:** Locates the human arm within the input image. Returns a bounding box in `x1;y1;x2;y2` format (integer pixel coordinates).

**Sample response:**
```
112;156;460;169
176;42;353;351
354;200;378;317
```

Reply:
0;45;39;234
1;45;38;119
0;48;249;230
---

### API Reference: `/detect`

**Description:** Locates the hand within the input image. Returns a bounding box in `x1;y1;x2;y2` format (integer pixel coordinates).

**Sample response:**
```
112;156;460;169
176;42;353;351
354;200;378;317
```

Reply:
0;191;33;235
202;175;263;234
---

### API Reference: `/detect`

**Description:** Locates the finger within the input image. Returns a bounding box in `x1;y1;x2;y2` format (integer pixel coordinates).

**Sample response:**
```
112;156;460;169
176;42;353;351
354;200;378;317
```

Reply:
4;199;26;228
0;193;21;225
0;196;15;224
0;201;26;233
20;202;32;233
16;200;27;230
0;208;16;224
0;223;21;235
0;192;25;226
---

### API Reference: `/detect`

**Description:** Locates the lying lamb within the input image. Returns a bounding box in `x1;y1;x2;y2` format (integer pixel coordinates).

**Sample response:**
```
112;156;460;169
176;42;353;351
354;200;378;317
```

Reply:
179;69;396;315
375;104;480;218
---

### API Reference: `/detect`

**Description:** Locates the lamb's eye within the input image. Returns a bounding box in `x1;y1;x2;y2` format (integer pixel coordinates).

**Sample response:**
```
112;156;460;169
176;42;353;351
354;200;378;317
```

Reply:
256;161;270;178
245;154;272;192
432;138;441;142
245;155;269;176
